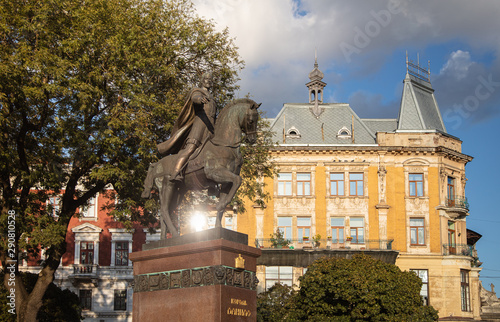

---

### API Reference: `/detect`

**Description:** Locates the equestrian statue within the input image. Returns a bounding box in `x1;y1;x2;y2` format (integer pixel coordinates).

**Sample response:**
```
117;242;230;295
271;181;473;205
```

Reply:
141;72;261;238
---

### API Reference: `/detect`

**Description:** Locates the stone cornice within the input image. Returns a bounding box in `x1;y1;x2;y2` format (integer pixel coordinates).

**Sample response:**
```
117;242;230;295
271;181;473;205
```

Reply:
269;145;473;163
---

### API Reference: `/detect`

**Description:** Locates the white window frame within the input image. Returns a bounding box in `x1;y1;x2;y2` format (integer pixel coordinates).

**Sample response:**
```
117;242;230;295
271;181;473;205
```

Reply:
109;228;134;267
71;223;102;265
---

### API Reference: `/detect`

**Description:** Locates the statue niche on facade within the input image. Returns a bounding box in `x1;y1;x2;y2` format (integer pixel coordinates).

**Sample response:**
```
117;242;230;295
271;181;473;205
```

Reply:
142;72;261;238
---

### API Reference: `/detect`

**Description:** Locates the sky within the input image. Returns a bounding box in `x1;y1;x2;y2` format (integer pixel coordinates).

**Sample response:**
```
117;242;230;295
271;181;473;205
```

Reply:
191;0;500;291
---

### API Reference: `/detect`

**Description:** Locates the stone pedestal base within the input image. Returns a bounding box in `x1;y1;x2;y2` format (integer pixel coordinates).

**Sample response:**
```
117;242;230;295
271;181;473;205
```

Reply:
130;228;261;321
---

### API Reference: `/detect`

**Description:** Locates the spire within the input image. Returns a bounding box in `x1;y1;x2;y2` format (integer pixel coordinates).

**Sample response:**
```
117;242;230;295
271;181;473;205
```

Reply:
306;49;327;118
398;53;446;132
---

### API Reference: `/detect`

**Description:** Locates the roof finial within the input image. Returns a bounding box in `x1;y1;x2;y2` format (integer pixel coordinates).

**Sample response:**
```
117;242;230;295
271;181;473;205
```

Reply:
405;50;409;76
314;47;318;67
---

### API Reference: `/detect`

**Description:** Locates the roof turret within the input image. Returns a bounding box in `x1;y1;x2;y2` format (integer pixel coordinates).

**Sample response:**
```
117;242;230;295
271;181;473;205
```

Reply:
397;53;446;133
306;50;327;117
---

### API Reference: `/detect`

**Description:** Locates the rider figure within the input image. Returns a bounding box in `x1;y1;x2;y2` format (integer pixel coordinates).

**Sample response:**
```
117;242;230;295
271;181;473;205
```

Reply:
156;72;216;181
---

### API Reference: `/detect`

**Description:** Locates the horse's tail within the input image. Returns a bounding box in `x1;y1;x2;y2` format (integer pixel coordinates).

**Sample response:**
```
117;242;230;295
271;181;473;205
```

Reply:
142;155;178;196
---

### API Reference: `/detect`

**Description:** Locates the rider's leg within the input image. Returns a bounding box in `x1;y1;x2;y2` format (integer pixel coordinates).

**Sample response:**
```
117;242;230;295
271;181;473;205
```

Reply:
171;142;197;181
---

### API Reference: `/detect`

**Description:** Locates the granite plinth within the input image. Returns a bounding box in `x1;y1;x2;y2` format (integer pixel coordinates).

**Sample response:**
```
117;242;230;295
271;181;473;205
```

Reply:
131;229;261;321
142;227;248;250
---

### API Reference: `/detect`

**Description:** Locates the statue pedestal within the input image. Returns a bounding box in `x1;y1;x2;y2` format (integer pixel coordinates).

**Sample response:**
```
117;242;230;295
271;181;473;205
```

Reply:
130;228;261;321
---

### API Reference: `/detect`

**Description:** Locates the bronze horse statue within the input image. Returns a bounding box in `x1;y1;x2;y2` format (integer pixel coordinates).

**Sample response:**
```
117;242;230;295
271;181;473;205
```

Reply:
142;98;260;238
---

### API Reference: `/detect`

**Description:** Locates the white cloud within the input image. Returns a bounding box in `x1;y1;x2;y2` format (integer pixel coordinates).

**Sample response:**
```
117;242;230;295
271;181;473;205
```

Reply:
191;0;500;117
440;50;473;80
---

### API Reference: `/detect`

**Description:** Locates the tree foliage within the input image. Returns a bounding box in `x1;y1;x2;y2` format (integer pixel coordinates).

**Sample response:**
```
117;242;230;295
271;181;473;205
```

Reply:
0;0;251;320
288;254;439;321
235;113;278;212
257;283;296;322
0;272;82;321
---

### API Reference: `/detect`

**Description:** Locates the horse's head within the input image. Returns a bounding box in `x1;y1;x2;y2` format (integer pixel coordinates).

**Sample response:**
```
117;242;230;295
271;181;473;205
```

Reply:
243;101;261;144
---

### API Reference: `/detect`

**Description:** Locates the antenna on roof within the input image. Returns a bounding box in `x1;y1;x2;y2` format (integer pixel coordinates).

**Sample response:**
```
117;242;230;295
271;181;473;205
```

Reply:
406;52;431;83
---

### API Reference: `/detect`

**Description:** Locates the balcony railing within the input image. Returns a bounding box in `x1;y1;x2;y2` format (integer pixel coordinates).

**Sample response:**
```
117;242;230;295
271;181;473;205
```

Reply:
442;244;472;256
72;264;98;275
255;238;394;250
445;195;469;210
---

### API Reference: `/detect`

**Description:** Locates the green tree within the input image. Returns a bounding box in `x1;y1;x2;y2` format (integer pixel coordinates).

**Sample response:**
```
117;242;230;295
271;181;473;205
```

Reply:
0;272;82;321
257;283;296;322
289;254;439;321
235;113;278;212
0;0;251;320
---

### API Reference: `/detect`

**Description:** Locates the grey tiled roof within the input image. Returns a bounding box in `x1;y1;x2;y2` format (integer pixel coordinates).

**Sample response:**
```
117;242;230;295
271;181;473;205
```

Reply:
268;103;376;145
397;74;446;132
362;119;398;133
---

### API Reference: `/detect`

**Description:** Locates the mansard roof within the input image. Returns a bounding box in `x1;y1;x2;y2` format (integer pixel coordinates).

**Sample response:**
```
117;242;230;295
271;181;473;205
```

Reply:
266;55;449;146
362;119;398;133
268;103;377;145
397;65;447;133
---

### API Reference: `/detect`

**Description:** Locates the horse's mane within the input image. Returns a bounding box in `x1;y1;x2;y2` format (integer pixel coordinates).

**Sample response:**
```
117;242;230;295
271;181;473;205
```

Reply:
217;98;255;120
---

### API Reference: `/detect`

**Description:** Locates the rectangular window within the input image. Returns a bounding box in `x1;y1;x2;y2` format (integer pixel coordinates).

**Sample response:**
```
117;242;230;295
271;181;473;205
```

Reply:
349;173;364;196
225;216;234;231
330;173;345;196
80;242;94;265
350;217;364;243
115;241;129;266
410;269;429;306
278;217;292;240
297;217;311;243
265;266;293;290
331;217;345;243
297;173;311;196
81;196;96;218
79;289;92;310
410;218;425;245
448;221;456;255
447;177;455;206
208;217;216;229
409;173;424;197
48;196;60;219
461;270;471;311
278;173;292;196
114;289;127;311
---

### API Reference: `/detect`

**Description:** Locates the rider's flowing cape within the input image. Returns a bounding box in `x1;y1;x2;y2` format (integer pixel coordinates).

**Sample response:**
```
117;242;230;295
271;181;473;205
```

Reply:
156;88;210;156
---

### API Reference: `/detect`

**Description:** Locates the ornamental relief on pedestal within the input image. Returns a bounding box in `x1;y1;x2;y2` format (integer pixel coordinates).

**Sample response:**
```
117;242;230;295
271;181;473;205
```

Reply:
133;265;259;293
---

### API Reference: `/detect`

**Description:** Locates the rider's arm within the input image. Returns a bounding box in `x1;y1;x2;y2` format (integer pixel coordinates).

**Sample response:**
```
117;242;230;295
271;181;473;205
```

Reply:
191;91;209;105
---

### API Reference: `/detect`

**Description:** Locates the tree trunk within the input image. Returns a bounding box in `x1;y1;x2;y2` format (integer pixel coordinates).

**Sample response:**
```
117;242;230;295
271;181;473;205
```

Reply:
2;252;61;322
25;251;62;321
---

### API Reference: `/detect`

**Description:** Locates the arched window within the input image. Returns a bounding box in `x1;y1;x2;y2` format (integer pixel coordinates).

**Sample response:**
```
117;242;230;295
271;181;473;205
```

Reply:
286;127;301;139
337;126;351;139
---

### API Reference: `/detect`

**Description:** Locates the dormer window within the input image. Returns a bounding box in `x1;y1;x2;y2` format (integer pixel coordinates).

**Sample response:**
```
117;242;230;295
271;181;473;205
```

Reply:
337;126;351;139
286;127;301;139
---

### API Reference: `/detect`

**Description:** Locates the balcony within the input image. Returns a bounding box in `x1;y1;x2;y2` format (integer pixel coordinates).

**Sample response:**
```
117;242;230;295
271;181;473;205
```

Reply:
255;238;394;251
442;244;473;256
445;196;469;210
255;238;399;266
69;264;98;286
439;195;469;219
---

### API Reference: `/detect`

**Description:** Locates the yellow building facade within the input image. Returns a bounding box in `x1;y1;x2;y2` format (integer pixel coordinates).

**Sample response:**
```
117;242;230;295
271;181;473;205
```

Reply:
235;59;482;320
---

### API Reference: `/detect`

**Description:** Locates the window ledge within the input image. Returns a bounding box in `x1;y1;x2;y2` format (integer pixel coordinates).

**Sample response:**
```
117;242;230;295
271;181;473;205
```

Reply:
327;196;368;199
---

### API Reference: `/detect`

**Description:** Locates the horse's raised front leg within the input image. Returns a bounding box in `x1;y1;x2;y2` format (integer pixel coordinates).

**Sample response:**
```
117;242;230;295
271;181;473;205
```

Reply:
206;169;242;228
159;178;180;237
